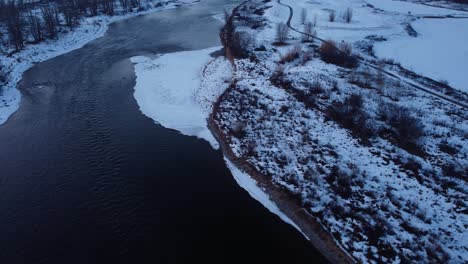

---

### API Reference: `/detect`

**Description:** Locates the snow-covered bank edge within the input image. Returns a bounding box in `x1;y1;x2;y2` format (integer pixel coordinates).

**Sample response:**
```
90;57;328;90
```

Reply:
224;158;306;237
0;0;198;125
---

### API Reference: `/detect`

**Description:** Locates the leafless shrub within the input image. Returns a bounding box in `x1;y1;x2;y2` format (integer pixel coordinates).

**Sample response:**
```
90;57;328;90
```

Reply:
329;10;336;22
27;10;43;43
41;5;60;39
326;94;376;139
338;41;353;56
320;40;358;68
5;1;25;51
301;50;313;65
219;9;252;59
439;79;449;86
438;141;458;155
275;22;289;44
270;65;292;90
279;44;301;63
379;103;425;151
231;31;253;58
231;121;246;138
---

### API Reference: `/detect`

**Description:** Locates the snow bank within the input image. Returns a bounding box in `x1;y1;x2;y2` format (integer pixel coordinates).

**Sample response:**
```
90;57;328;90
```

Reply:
131;47;231;149
375;18;468;92
224;158;308;239
0;0;196;125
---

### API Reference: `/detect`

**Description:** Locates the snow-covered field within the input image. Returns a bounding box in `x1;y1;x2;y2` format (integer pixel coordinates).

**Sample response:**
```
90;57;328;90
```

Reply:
375;18;468;92
0;0;197;125
364;0;468;92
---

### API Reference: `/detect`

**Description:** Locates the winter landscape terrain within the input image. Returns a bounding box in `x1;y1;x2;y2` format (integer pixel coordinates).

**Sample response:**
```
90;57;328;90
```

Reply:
1;0;467;263
0;0;197;124
132;0;467;263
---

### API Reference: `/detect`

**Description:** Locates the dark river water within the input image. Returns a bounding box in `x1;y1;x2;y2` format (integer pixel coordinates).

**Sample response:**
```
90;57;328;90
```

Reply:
0;1;327;263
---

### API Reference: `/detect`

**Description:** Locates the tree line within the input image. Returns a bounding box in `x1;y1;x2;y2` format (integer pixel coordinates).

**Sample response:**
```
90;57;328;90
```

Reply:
0;0;145;53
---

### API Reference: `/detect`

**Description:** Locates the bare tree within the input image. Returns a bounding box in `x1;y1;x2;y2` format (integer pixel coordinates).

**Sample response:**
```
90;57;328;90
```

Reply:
275;22;289;44
329;10;336;22
312;14;317;27
27;10;43;43
5;1;25;51
41;4;59;39
101;0;115;16
59;0;81;30
343;7;353;23
131;0;141;9
300;8;307;25
119;0;130;12
219;9;235;54
302;22;315;42
89;0;99;16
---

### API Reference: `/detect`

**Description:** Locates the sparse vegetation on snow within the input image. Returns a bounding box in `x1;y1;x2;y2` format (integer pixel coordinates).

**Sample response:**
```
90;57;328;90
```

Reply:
211;0;468;263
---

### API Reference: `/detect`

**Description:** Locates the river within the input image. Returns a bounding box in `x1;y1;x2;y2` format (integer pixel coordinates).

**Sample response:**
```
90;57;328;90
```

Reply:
0;1;327;263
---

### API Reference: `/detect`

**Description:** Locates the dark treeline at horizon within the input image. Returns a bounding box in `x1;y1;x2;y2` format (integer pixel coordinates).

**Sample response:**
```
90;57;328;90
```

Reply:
0;0;155;53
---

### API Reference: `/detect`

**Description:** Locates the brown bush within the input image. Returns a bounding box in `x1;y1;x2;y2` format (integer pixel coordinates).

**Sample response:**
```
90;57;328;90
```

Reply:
320;40;358;68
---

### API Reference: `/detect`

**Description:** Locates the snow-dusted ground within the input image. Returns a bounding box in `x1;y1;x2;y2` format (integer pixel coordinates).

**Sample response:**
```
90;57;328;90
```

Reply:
0;0;197;125
264;0;468;93
211;0;467;263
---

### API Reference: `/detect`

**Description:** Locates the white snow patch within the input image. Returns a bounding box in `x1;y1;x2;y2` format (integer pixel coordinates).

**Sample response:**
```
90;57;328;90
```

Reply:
131;47;230;149
224;158;309;240
375;18;468;92
366;0;467;15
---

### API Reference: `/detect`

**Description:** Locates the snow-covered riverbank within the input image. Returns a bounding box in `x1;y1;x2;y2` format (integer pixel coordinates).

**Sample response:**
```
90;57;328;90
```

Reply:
0;0;198;125
210;0;467;263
